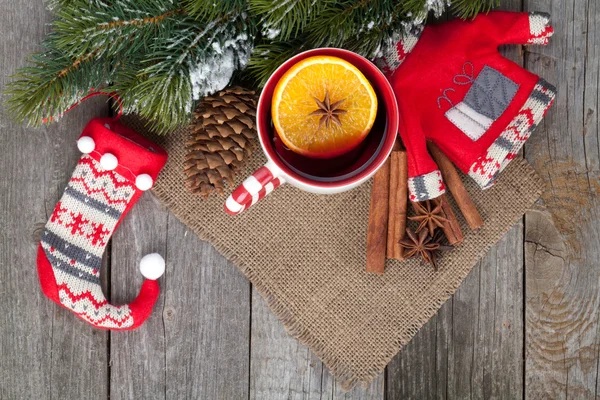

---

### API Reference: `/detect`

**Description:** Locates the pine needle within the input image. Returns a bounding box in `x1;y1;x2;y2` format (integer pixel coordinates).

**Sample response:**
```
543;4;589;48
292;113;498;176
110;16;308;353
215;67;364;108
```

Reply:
7;0;497;134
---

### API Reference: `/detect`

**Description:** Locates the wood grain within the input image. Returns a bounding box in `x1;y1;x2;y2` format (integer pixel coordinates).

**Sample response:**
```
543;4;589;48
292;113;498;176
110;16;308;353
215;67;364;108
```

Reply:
0;1;110;398
524;0;600;398
109;193;169;400
387;224;524;399
161;215;251;399
111;197;252;400
250;288;385;399
0;105;110;400
387;3;526;398
1;0;598;398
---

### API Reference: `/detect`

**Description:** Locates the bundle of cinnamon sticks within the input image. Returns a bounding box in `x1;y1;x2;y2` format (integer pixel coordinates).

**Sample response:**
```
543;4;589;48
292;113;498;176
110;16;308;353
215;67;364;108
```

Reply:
366;142;484;274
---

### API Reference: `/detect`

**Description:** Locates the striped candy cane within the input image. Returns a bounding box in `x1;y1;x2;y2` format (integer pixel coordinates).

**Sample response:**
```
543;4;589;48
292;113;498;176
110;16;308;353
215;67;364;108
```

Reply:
225;161;286;215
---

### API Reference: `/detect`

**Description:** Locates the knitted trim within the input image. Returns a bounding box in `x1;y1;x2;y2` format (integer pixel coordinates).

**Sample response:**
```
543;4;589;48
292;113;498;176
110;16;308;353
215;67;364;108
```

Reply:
41;155;137;329
408;169;446;202
528;12;553;45
468;78;556;189
375;25;423;75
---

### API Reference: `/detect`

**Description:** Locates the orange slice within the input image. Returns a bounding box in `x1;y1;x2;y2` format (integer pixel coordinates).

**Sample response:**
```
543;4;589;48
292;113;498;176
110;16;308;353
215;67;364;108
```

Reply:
272;55;378;159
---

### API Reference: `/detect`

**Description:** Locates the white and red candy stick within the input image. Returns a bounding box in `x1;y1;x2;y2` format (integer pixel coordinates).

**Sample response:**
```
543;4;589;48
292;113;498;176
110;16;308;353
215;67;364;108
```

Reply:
225;162;285;215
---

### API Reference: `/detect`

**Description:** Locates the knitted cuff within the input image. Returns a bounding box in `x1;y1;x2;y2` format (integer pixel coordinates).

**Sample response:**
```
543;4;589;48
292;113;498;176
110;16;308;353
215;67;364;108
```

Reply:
408;170;446;202
527;12;553;45
468;78;556;189
375;25;423;75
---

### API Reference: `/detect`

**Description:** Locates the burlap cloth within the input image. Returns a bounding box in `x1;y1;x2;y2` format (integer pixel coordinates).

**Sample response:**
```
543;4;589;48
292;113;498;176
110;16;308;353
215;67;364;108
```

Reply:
133;118;543;389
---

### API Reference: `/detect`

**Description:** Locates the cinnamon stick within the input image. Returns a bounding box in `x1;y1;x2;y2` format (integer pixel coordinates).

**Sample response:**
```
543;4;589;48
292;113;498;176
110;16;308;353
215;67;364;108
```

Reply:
437;194;464;245
427;142;484;230
387;150;408;260
366;158;391;274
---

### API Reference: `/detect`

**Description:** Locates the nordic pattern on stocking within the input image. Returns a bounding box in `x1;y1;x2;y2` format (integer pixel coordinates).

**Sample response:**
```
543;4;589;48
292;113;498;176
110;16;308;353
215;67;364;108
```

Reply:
41;155;136;328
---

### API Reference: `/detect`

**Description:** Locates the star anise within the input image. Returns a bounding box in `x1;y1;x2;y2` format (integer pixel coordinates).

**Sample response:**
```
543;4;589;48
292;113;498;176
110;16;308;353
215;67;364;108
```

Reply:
428;229;454;270
408;199;448;236
309;90;347;129
399;228;440;267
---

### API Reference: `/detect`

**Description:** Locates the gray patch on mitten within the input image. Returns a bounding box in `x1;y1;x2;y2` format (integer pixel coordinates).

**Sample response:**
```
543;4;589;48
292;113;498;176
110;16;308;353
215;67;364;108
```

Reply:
463;66;519;120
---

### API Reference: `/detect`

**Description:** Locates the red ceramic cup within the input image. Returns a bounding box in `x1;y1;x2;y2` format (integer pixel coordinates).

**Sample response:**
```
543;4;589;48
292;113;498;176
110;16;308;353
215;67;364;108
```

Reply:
225;48;399;215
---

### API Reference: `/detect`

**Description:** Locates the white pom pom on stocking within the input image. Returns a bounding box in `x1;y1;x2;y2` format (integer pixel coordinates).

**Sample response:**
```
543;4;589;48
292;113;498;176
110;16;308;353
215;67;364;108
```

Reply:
100;153;118;170
135;174;154;191
37;117;168;330
77;136;96;154
139;253;166;280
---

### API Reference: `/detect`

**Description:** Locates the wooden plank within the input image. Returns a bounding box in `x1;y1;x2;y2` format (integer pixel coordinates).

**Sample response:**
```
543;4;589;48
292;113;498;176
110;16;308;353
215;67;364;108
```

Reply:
45;107;111;400
0;106;110;400
385;301;449;399
110;199;251;399
524;0;600;398
466;223;524;399
387;224;524;399
109;193;169;400
249;289;385;399
386;3;525;397
0;1;109;398
164;215;250;399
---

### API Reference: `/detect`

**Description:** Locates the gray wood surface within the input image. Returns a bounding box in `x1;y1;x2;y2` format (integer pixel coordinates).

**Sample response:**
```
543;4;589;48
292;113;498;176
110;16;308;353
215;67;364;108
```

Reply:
0;2;110;399
387;225;524;399
387;1;526;398
1;0;596;399
250;288;385;399
110;198;251;400
524;0;600;398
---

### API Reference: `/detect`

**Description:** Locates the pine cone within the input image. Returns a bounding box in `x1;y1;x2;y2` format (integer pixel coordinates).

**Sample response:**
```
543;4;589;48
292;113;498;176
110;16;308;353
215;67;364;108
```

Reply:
184;87;258;197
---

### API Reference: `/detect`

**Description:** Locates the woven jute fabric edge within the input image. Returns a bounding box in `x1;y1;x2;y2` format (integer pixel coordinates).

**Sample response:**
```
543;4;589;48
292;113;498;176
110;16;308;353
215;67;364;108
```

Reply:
151;157;544;390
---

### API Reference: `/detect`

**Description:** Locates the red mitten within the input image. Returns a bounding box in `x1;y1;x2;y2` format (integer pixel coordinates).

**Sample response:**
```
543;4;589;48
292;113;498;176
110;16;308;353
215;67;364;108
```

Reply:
377;12;556;201
37;117;168;329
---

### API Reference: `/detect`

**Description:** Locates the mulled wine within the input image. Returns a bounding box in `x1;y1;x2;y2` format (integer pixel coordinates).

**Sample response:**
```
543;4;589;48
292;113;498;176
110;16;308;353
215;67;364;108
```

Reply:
269;94;389;183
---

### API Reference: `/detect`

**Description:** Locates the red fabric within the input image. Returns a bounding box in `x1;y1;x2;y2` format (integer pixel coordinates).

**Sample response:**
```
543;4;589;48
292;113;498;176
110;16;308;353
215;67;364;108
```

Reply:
38;245;159;330
389;12;548;179
37;117;168;330
127;280;161;330
80;116;168;236
80;117;168;184
36;245;60;303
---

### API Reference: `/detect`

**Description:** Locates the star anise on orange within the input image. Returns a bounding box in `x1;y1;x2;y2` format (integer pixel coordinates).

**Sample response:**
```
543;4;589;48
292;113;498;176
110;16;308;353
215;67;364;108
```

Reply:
408;199;448;236
309;90;347;129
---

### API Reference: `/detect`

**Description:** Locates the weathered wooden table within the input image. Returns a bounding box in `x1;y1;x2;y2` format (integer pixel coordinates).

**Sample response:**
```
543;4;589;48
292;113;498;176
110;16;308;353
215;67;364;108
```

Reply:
2;1;598;399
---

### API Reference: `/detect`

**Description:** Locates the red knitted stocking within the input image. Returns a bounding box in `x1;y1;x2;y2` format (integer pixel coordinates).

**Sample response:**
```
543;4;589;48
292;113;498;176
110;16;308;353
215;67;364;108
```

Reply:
37;117;168;330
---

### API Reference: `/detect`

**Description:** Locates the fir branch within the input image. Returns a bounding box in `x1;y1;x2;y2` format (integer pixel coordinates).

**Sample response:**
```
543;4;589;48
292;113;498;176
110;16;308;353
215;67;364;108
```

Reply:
306;0;373;49
247;39;307;87
5;39;114;126
145;15;232;75
57;49;100;78
9;0;497;134
141;11;252;79
95;8;185;29
184;0;247;20
52;0;185;59
340;1;412;57
452;0;499;19
122;10;253;132
249;0;322;41
45;0;108;11
118;71;194;134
